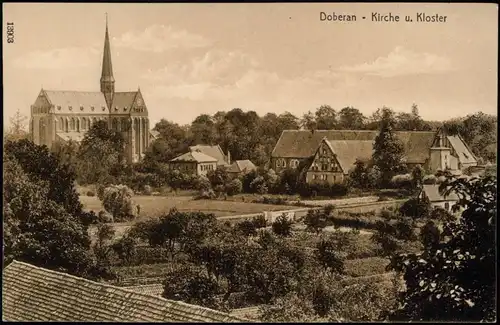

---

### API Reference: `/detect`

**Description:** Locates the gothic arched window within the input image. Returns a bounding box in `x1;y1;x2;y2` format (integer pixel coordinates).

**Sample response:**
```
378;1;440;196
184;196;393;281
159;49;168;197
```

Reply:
82;118;87;130
112;118;118;131
70;118;75;130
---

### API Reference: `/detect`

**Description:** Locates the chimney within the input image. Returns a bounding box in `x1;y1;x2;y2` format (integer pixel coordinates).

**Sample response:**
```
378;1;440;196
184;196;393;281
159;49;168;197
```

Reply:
227;150;231;165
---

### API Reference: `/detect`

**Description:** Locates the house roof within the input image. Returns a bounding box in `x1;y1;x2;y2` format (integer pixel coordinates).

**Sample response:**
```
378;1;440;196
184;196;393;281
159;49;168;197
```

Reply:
123;284;164;297
43;90;109;114
190;145;228;166
272;130;436;164
422;184;459;202
227;160;257;173
447;135;477;165
2;261;247;322
326;140;374;173
170;151;218;163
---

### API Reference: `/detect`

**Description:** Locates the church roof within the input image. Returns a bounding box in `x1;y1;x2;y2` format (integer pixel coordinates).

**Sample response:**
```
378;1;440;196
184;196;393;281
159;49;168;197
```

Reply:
43;91;109;114
2;260;247;322
109;92;138;114
56;132;85;143
272;130;435;164
170;151;218;163
189;145;228;166
100;17;114;84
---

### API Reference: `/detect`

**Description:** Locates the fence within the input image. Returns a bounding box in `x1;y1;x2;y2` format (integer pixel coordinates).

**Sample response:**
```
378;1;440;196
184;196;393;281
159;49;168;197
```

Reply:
221;199;406;225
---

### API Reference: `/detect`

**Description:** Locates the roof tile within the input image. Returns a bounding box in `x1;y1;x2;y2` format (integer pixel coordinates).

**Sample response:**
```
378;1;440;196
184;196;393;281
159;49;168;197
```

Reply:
2;261;248;322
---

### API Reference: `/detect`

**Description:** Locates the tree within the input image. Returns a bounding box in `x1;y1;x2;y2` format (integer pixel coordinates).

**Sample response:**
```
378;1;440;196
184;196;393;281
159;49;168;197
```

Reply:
5;109;29;142
399;196;432;219
225;178;242;196
315;238;345;274
3;156;103;279
315;105;337;129
389;174;496;321
304;209;329;235
372;107;406;187
348;159;371;188
112;235;137;266
100;184;137;221
411;164;425;190
76;120;126;185
338;107;366;130
4;139;83;218
51;140;80;175
301;111;317;131
272;214;293;237
92;223;116;266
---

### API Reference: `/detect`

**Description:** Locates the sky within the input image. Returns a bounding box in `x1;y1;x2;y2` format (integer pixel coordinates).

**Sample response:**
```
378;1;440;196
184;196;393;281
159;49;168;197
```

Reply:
2;3;498;129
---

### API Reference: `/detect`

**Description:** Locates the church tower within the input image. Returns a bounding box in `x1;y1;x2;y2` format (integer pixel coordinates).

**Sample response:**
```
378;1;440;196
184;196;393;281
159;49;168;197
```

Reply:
100;15;115;109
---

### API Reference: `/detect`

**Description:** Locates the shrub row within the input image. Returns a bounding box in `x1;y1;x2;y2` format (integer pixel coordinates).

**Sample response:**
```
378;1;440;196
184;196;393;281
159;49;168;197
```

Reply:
344;257;390;278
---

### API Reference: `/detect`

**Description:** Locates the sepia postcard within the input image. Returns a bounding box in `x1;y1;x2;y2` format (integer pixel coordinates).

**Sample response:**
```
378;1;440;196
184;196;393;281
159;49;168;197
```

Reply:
2;2;497;323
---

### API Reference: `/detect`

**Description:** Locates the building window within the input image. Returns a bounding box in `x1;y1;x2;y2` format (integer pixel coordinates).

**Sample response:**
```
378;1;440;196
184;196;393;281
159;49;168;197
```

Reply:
80;106;84;111
91;106;95;111
321;174;328;180
102;106;106;111
333;175;337;183
57;106;61;110
313;175;318;180
445;202;450;211
124;107;128;111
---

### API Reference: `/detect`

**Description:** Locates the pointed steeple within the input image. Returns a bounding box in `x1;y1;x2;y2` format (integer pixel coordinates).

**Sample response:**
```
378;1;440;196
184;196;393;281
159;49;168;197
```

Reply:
100;13;115;108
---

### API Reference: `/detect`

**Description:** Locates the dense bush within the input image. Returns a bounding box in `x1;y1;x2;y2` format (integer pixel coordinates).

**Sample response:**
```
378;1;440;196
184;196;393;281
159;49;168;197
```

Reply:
235;220;258;237
272;214;293;237
252;214;267;229
255;196;288;205
195;188;217;200
143;185;153;195
225;179;243;196
344;257;390;277
100;184;137;222
390;174;413;189
423;174;437;185
299;182;349;198
399;196;432;219
98;210;114;223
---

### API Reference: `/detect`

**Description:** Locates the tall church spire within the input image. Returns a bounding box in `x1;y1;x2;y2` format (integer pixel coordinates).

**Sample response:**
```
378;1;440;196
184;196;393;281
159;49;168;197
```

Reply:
100;13;115;108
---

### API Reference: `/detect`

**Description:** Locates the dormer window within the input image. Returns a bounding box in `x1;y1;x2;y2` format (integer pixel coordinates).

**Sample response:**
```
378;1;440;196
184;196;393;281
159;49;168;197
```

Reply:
114;107;118;111
68;106;73;111
102;106;106;111
124;107;127;111
91;106;95;111
80;106;84;111
57;106;61;110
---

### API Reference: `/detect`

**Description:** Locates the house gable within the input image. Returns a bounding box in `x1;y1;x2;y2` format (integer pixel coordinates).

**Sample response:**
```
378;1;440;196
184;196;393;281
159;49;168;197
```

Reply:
309;138;343;173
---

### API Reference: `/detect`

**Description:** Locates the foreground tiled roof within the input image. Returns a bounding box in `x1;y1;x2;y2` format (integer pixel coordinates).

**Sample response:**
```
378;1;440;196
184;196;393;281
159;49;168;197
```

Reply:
272;130;436;164
2;261;247;322
123;284;164;296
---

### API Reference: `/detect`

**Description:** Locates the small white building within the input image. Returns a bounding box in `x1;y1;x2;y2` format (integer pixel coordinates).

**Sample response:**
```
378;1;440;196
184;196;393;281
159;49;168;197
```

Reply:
420;184;459;213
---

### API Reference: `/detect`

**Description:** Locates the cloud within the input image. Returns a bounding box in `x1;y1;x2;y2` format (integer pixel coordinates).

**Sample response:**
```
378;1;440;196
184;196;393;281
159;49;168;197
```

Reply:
113;25;211;52
338;46;454;77
11;46;100;70
142;49;259;87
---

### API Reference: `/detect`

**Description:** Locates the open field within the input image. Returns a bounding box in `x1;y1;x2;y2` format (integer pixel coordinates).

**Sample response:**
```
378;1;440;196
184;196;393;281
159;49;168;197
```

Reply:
80;195;298;222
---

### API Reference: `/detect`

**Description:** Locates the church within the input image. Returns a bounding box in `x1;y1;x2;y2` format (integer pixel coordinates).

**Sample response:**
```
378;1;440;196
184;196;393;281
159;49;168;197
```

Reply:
29;18;150;163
